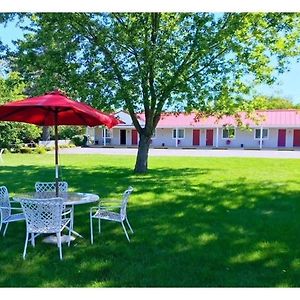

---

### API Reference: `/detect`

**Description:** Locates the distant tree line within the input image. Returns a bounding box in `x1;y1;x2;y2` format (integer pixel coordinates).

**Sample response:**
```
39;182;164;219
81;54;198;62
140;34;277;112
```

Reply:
251;96;300;110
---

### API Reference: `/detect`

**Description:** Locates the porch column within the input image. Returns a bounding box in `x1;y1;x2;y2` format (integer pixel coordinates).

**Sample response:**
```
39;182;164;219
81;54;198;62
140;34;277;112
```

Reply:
91;127;95;145
103;128;106;146
175;128;178;148
259;126;263;149
216;127;219;148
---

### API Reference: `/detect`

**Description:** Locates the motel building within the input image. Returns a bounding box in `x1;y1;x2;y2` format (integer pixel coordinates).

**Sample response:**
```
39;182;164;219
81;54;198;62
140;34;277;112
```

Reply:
86;110;300;150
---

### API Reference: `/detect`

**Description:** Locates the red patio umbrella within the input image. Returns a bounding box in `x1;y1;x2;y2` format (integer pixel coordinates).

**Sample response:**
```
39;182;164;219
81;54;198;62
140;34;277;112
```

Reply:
0;90;121;195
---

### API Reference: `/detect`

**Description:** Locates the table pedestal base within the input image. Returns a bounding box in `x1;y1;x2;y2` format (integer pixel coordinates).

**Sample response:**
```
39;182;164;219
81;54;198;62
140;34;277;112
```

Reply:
42;234;76;244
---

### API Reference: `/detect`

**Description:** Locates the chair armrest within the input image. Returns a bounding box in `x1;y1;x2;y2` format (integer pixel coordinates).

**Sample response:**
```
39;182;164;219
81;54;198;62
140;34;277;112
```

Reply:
100;205;121;210
0;206;23;211
90;205;120;212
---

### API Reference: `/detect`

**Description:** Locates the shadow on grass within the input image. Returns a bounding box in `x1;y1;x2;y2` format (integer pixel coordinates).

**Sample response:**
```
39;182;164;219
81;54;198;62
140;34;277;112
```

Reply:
1;163;300;287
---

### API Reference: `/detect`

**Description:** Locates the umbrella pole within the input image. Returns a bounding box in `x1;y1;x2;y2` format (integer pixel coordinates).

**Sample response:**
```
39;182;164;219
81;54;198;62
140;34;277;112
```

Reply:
54;112;59;197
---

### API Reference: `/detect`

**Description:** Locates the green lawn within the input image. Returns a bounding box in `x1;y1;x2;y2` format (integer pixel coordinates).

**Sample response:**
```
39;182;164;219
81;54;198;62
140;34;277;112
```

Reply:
1;153;300;287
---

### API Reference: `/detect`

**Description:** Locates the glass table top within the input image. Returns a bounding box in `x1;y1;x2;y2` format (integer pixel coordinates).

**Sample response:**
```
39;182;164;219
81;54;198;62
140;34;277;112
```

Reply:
13;192;99;205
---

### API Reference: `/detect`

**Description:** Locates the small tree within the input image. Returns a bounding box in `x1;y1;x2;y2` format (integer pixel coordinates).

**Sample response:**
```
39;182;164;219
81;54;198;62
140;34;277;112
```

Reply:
0;72;42;148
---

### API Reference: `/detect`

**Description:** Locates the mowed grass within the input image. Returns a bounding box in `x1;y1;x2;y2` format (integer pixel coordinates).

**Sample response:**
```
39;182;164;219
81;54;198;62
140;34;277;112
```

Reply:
1;153;300;287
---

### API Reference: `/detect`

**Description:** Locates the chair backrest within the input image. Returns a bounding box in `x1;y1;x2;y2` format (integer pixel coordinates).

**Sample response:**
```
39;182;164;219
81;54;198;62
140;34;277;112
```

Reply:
35;181;68;195
120;186;133;220
0;186;10;220
19;197;64;233
0;149;4;155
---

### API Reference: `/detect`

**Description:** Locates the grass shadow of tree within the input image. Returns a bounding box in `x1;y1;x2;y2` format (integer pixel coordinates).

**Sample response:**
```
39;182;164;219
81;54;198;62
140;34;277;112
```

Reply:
1;162;300;287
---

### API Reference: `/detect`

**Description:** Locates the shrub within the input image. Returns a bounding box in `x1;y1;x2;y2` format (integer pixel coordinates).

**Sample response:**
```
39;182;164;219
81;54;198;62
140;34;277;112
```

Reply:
20;147;33;154
71;135;85;146
45;146;55;151
10;143;23;153
33;146;47;154
58;126;85;139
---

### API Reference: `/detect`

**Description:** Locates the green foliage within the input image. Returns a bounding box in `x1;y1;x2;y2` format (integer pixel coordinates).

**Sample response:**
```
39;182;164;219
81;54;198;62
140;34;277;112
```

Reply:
0;72;25;104
251;96;298;109
0;122;41;149
19;147;33;154
33;146;47;154
58;126;85;140
6;13;300;113
71;134;85;146
0;72;42;148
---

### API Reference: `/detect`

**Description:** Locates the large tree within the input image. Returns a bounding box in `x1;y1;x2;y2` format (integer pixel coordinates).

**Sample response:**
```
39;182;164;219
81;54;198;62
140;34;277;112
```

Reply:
3;13;300;172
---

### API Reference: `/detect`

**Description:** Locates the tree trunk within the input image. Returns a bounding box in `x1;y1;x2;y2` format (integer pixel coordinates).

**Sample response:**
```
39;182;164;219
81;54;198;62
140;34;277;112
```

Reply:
42;126;50;141
134;134;151;173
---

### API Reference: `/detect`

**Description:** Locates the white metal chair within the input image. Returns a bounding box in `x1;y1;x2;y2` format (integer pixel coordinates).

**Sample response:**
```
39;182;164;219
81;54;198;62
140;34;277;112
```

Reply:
18;197;71;260
90;186;134;243
35;181;68;194
34;181;74;231
0;186;25;236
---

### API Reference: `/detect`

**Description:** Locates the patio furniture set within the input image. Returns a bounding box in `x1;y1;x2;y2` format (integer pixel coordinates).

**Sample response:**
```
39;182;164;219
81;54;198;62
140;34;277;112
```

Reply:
0;183;134;260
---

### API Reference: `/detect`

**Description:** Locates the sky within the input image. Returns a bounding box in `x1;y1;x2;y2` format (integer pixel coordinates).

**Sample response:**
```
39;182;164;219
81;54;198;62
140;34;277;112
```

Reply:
1;2;300;104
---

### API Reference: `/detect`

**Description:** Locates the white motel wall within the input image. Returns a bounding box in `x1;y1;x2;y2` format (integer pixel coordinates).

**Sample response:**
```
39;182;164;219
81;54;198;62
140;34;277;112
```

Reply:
86;110;300;149
87;127;300;149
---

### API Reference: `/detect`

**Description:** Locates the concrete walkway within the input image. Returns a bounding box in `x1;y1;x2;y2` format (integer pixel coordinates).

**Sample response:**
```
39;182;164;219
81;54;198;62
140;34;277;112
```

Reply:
56;147;300;159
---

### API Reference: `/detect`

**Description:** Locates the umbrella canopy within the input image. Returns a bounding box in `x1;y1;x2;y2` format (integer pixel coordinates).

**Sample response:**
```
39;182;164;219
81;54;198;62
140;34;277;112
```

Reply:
0;90;119;128
0;90;121;195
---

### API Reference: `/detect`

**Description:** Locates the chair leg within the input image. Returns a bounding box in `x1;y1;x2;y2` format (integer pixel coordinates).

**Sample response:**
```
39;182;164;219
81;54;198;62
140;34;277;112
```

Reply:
67;220;71;247
3;223;9;236
57;233;63;260
90;212;94;244
121;222;130;242
126;217;134;234
31;233;35;247
70;205;74;232
23;232;29;260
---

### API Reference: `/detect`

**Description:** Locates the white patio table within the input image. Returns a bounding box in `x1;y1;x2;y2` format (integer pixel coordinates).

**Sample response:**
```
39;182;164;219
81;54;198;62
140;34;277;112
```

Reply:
14;192;99;242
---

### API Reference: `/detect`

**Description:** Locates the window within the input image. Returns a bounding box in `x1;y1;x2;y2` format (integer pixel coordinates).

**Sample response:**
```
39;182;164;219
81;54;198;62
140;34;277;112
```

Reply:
172;129;185;139
254;128;269;140
102;128;112;138
222;127;236;139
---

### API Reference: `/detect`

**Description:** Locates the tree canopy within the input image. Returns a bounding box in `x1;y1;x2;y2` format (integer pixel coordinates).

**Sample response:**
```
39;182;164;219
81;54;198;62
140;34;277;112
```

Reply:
2;12;300;172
